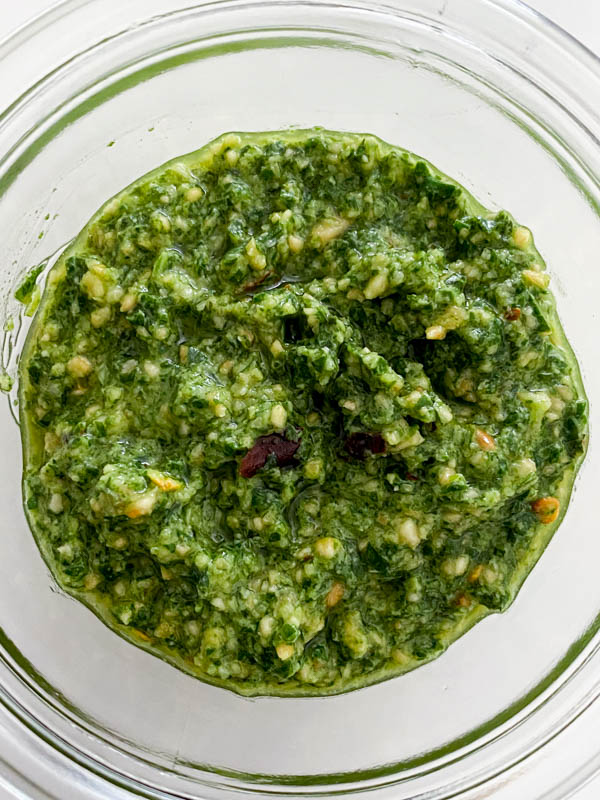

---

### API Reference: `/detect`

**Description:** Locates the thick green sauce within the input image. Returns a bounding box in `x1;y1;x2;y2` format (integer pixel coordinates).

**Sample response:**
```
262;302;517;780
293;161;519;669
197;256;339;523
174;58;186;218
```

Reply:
21;130;588;695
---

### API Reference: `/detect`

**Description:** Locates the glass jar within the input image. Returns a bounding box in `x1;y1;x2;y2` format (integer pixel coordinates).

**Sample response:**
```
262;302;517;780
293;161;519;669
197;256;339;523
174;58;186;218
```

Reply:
0;1;598;797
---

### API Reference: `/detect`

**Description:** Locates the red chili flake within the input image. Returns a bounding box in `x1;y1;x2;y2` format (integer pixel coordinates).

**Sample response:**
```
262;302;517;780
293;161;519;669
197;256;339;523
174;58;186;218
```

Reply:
240;434;301;478
241;270;273;294
504;307;521;321
344;432;386;459
454;593;471;608
405;473;418;482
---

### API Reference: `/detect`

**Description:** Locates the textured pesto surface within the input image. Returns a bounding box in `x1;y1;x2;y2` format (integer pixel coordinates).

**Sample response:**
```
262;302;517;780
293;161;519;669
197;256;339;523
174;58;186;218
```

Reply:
20;130;588;695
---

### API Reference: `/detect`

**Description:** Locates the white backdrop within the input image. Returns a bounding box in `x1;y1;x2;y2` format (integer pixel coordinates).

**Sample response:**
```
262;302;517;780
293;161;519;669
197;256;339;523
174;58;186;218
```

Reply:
4;0;600;54
0;2;598;799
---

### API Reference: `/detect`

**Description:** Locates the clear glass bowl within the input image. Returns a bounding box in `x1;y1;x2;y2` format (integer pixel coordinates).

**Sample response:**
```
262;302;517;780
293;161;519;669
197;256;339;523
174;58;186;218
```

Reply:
0;1;599;797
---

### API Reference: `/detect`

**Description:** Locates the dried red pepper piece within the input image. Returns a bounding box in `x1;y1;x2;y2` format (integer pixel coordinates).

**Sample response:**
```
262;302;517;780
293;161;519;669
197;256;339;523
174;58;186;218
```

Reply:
343;432;386;459
240;433;301;478
241;270;273;294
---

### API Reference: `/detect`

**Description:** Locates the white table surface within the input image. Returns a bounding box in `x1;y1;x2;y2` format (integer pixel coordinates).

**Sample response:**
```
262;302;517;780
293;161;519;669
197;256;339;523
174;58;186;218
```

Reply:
0;2;599;799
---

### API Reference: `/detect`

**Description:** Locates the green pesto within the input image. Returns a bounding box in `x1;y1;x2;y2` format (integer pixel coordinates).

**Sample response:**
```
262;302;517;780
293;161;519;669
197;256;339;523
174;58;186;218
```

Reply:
20;130;588;696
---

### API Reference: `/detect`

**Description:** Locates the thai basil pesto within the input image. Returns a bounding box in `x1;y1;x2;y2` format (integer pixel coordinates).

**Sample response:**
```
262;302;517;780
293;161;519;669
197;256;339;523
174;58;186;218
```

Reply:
20;130;588;696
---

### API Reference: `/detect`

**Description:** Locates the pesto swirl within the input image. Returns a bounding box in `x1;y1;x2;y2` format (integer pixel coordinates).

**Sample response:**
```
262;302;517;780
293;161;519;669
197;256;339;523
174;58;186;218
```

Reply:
20;130;587;695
